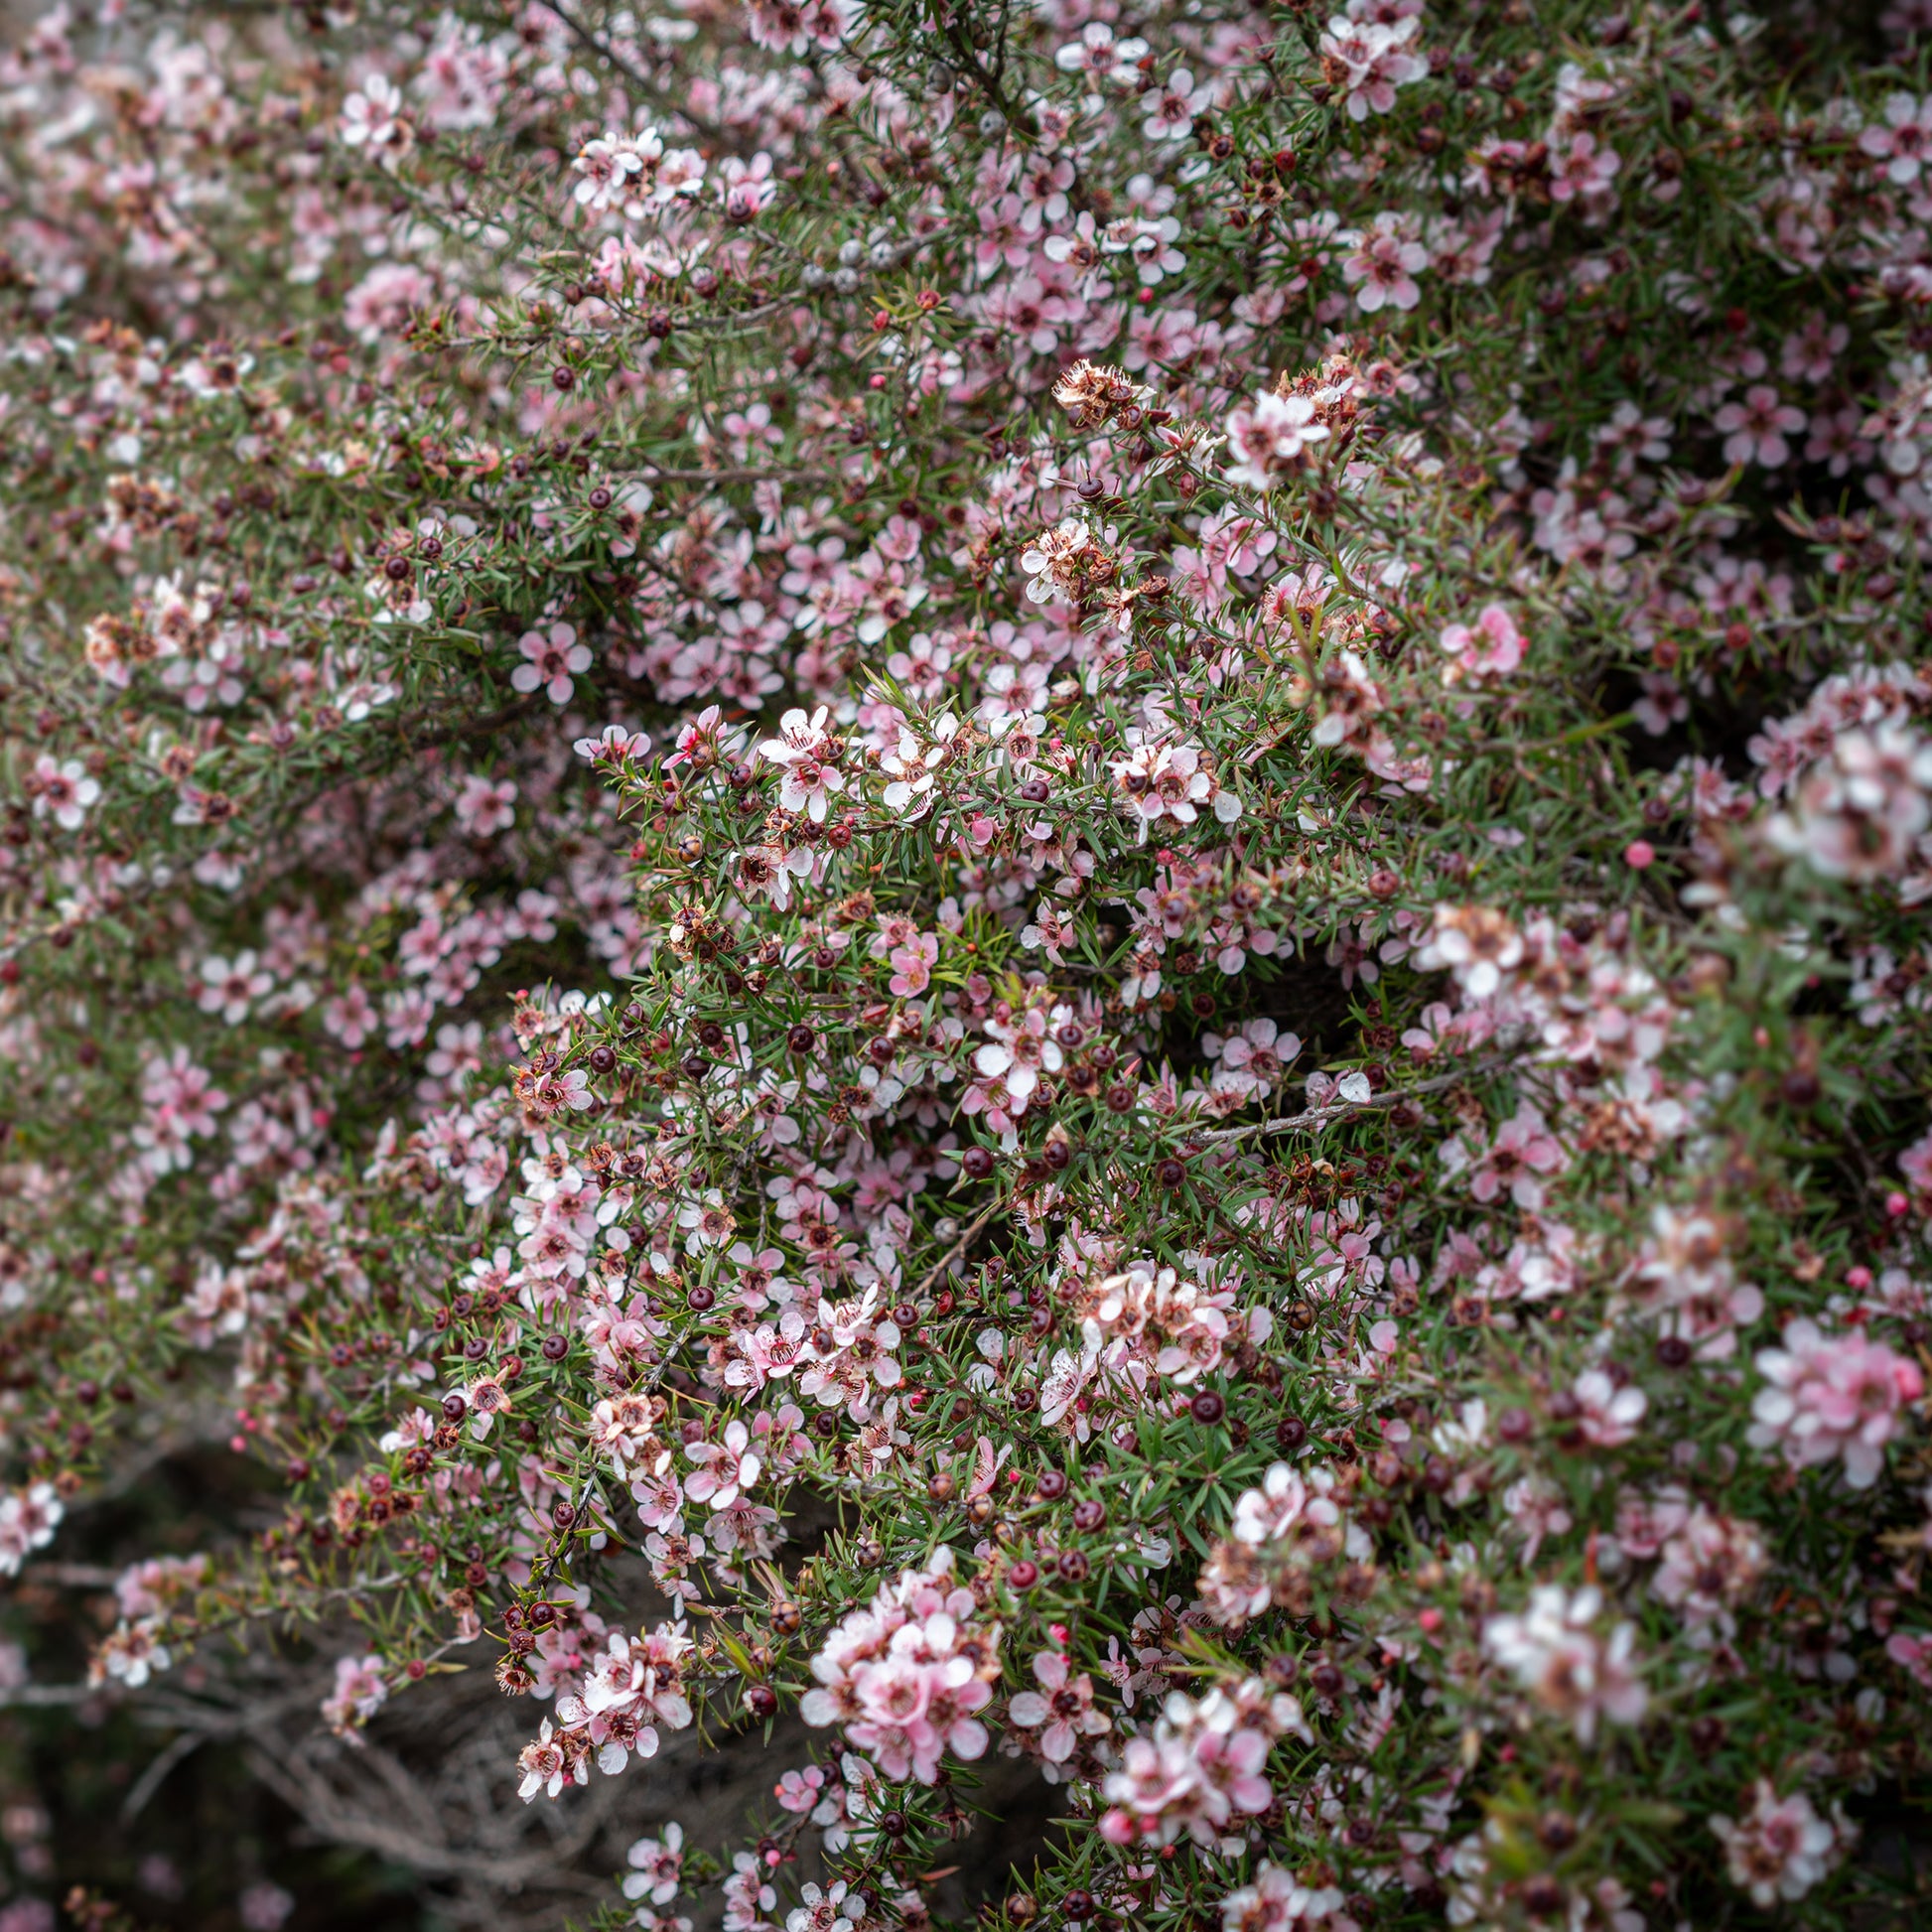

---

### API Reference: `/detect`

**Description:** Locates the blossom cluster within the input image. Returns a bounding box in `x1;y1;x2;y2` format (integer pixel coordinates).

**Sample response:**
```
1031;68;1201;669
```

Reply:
0;0;1930;1924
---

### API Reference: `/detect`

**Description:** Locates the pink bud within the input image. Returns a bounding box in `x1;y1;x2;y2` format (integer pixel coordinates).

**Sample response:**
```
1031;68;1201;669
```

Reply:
1848;1266;1873;1291
1888;1191;1911;1217
1623;839;1655;869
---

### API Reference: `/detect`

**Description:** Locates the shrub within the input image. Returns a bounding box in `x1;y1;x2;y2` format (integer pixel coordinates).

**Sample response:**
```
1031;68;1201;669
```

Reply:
2;0;1932;1926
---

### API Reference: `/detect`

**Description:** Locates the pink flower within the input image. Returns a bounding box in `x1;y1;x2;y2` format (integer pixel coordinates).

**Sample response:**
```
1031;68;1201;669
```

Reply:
1341;214;1427;312
719;152;778;222
800;1552;998;1784
340;75;406;151
1571;1369;1647;1448
1652;1508;1766;1623
1096;1681;1302;1847
758;705;846;823
571;129;658;212
1223;391;1330;490
516;1717;580;1800
575;723;652;765
1054;21;1150;82
664;705;730;772
1714;385;1807;468
1438;605;1525;684
974;1008;1064;1107
621;1823;684;1907
745;0;857;56
1548;132;1620;207
454;773;517;837
888;933;939;997
511;622;591;705
683;1420;762;1511
1107;737;1242;840
1216;1863;1346;1932
1903;1127;1932;1200
197;951;273;1025
320;1653;388;1737
322;982;377;1049
548;1625;695;1778
773;1764;828;1813
1008;1649;1109;1762
1464;1106;1566;1209
1747;1317;1923;1487
1317;16;1427;121
1144;68;1212;142
1764;724;1932;882
1203;1019;1301;1099
0;1482;63;1578
30;756;99;829
1859;90;1932;185
1885;1629;1932;1688
1710;1782;1852;1906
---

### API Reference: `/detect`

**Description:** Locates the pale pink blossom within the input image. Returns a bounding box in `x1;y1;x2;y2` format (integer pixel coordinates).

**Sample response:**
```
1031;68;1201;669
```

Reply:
511;622;592;705
1008;1649;1110;1763
1710;1782;1852;1906
1483;1586;1647;1742
1748;1317;1923;1487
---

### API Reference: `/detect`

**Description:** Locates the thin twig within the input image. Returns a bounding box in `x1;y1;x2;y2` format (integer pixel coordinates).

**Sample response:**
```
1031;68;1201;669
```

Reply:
610;465;843;487
544;1;727;141
121;1727;207;1822
31;1563;120;1588
910;1195;1007;1302
0;1683;96;1709
1198;1051;1518;1144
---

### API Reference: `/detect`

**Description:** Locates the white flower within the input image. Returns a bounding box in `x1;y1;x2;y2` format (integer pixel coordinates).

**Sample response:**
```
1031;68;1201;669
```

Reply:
1482;1585;1647;1742
572;128;661;212
1107;737;1241;842
340;74;407;151
197;950;273;1026
0;1482;63;1578
677;1188;737;1253
736;843;815;911
1217;1863;1345;1932
758;706;845;823
31;756;100;830
1054;21;1150;83
1223;391;1330;490
881;714;961;817
574;724;652;764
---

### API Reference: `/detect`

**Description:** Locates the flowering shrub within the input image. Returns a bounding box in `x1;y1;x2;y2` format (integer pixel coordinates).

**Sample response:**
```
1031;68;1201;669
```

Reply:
4;0;1932;1926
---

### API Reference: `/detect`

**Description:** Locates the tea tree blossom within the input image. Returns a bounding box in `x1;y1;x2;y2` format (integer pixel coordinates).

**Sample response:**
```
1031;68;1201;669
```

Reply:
1710;1784;1853;1906
512;622;593;705
1482;1586;1648;1743
29;756;99;829
1747;1319;1923;1487
800;1554;999;1783
1217;1864;1348;1932
759;707;846;822
1007;1647;1110;1767
1223;390;1330;489
1317;15;1428;121
622;1823;685;1907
